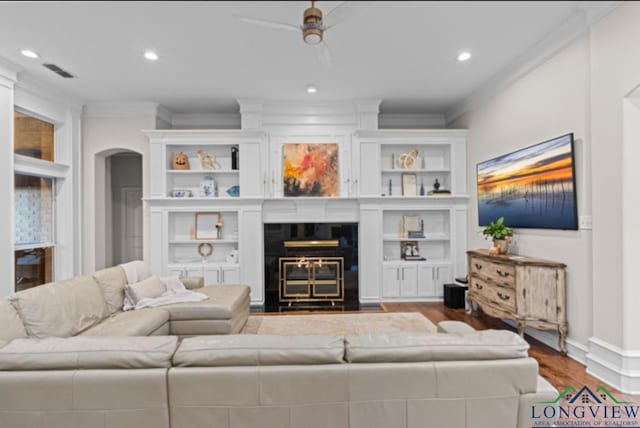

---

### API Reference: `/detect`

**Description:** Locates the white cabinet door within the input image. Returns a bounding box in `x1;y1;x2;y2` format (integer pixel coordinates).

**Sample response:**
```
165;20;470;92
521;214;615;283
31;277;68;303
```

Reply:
382;265;400;297
418;265;436;297
400;265;418;297
435;265;452;297
221;266;240;284
204;267;220;285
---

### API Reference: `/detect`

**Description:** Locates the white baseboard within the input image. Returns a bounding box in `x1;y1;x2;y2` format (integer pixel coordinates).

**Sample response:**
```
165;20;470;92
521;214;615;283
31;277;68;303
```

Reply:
586;337;640;394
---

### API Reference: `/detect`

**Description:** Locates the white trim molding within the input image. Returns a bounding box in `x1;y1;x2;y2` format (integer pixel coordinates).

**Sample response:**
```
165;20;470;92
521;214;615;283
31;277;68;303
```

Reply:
14;154;70;179
83;102;163;118
587;337;640;394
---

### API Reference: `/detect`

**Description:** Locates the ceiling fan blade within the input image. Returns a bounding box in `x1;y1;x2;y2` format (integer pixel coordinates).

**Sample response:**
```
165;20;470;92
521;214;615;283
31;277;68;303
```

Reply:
323;1;372;30
232;14;300;32
314;42;333;69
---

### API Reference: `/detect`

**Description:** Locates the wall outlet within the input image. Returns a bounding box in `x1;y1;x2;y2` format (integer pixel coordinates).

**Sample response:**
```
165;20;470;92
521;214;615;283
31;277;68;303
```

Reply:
579;215;593;230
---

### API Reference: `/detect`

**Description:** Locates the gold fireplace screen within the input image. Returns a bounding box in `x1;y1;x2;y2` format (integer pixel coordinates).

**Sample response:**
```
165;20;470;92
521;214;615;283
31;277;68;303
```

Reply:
278;255;344;306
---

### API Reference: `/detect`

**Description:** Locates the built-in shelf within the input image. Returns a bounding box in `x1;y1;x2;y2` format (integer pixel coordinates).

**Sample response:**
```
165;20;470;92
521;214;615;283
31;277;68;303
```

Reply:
383;235;450;242
382;259;451;266
381;168;450;173
169;239;239;245
167;170;239;174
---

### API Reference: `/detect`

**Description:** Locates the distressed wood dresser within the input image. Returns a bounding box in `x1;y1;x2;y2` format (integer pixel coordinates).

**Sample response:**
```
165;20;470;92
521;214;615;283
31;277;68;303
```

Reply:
466;249;568;354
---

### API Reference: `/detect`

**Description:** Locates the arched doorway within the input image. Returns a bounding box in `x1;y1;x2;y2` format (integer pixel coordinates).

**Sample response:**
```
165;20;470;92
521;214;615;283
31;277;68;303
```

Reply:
94;148;143;268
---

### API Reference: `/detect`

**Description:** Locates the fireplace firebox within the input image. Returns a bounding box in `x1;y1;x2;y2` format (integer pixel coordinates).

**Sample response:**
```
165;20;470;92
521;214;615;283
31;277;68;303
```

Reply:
264;223;358;311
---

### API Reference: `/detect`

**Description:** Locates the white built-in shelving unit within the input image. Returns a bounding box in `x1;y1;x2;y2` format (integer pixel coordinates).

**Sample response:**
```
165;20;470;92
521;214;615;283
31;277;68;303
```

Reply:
146;128;467;305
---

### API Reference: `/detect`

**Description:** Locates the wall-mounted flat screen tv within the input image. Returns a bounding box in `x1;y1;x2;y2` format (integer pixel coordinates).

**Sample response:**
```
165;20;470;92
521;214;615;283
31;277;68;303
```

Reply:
477;133;578;230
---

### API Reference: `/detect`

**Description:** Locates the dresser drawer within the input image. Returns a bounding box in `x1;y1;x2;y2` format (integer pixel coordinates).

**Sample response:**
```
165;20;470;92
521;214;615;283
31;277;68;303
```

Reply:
469;257;516;286
469;277;516;312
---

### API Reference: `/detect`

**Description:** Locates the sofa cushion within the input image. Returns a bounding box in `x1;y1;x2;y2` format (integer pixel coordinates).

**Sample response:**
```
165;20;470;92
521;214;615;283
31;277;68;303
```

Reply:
125;276;167;305
162;284;250;321
92;266;128;315
0;298;28;341
173;335;344;366
80;308;170;337
9;276;110;338
437;320;476;334
345;330;529;363
0;336;178;370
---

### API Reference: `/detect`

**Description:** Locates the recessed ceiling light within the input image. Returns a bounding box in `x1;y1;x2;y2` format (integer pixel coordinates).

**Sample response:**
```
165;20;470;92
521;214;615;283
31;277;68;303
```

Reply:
144;51;159;61
306;85;318;94
21;49;39;59
457;51;472;62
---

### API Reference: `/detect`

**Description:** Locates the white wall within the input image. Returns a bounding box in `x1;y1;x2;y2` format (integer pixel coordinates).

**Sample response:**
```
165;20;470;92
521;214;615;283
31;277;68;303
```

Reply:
589;2;640;352
450;36;593;353
81;115;156;273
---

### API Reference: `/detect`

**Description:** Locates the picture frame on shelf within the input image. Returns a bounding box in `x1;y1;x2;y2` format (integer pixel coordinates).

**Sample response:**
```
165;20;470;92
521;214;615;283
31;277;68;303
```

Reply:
402;173;417;196
401;241;426;261
195;212;221;240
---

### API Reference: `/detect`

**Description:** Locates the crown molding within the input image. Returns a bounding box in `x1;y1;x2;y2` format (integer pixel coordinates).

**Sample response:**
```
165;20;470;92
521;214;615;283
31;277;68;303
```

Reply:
0;56;21;89
445;1;622;125
379;113;446;129
170;113;241;129
83;101;163;118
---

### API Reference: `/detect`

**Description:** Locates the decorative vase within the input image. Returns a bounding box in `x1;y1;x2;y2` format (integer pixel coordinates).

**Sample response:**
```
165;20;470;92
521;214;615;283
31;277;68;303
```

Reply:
199;175;216;197
493;238;509;255
434;178;441;191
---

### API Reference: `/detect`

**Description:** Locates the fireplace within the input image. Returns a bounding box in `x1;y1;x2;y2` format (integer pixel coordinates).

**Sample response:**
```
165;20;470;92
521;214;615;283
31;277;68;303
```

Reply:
264;223;358;311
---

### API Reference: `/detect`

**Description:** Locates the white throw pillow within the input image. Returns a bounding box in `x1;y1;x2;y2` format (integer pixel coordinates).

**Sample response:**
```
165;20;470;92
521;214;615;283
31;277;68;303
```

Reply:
125;276;167;305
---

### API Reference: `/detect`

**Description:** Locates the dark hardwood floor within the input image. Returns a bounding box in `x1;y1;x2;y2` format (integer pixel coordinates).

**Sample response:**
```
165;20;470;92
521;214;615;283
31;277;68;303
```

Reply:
382;301;639;403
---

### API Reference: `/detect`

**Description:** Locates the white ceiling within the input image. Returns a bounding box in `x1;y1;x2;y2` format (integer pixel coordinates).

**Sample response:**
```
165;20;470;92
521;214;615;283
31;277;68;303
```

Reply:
0;1;601;115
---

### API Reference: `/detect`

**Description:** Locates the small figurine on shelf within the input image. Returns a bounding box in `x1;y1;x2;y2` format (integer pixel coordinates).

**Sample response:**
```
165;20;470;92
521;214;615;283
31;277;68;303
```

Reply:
388;179;393;196
215;217;223;240
172;152;190;170
197;149;217;170
434;178;441;191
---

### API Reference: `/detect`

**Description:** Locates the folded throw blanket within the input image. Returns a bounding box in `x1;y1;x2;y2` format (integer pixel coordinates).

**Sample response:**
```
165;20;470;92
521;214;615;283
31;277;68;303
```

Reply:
119;261;208;311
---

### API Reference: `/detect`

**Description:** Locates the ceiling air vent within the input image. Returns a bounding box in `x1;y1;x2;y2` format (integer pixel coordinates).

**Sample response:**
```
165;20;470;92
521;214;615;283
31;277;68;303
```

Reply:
42;63;76;79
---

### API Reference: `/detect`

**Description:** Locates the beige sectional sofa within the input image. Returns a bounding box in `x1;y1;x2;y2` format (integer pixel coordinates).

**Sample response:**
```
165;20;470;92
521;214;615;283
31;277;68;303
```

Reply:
0;325;557;428
0;268;556;428
1;265;250;341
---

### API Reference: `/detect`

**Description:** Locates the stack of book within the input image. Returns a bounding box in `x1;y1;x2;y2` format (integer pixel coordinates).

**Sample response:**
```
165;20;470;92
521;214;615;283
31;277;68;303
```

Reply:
407;230;425;239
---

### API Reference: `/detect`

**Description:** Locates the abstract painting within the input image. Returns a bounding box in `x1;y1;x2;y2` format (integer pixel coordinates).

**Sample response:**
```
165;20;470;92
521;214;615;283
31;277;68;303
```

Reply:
283;143;339;197
477;133;578;230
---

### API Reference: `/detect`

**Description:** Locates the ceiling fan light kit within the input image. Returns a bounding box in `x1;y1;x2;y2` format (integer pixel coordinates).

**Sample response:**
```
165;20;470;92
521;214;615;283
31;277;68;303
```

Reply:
233;1;370;68
303;2;323;45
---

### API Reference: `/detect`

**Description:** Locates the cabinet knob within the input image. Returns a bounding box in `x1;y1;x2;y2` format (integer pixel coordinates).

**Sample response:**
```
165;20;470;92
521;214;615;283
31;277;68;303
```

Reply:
497;292;510;301
474;263;482;270
475;283;483;290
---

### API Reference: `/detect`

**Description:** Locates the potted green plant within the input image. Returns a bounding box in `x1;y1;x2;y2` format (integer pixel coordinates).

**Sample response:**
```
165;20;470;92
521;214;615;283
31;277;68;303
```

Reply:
482;216;513;255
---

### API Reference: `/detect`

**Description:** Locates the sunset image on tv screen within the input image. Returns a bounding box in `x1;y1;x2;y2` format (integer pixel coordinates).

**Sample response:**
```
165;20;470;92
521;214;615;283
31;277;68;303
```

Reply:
477;134;578;230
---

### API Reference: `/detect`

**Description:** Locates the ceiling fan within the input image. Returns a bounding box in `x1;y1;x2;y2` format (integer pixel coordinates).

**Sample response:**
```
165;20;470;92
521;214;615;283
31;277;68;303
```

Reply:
233;1;370;68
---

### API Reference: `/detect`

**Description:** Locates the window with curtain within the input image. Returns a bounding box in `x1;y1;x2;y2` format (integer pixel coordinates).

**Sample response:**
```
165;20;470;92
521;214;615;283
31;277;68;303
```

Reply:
14;112;56;291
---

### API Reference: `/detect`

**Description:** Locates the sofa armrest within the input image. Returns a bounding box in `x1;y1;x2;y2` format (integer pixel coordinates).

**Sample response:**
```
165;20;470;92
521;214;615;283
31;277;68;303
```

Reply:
180;276;204;290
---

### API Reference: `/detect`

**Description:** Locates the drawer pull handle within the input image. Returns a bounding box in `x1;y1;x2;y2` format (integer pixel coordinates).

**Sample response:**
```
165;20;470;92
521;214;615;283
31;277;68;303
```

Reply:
474;263;482;270
497;292;510;301
496;269;510;278
475;283;483;290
